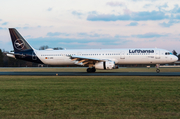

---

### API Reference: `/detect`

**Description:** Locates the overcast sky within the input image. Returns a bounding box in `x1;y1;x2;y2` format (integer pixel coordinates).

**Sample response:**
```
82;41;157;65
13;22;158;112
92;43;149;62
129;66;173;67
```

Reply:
1;0;180;52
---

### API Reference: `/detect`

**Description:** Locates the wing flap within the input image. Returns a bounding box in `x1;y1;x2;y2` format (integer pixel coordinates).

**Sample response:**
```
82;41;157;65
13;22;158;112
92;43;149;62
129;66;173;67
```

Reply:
69;55;107;65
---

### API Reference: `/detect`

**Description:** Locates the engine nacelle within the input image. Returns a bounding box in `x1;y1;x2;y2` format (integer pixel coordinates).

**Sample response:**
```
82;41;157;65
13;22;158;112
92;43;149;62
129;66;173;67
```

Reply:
95;61;116;70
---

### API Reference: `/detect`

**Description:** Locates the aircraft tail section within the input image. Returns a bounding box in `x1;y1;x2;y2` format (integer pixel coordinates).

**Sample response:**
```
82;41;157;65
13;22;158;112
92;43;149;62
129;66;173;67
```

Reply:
9;28;32;52
8;28;43;64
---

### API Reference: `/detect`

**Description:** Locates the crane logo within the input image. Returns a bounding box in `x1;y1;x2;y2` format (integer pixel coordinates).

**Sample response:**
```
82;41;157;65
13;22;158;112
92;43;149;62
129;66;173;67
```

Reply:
14;39;25;50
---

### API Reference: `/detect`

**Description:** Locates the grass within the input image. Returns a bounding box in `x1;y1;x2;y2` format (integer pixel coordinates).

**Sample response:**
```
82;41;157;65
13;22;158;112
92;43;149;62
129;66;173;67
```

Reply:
0;67;180;72
0;76;180;118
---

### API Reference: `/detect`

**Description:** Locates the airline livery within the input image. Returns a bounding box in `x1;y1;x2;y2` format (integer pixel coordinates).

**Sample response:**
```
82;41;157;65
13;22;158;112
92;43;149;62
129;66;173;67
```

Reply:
7;28;178;73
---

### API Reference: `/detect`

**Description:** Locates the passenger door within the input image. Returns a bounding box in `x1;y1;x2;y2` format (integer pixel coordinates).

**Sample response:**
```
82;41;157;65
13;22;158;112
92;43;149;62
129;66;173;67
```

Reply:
120;51;125;59
155;50;160;59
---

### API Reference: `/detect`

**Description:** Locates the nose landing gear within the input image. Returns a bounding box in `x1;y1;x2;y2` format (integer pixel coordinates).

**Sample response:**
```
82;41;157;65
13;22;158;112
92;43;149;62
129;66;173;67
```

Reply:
156;69;160;73
156;64;160;73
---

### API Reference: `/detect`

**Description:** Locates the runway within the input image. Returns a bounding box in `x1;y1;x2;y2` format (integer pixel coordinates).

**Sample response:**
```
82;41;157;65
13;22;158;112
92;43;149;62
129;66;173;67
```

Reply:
0;72;180;76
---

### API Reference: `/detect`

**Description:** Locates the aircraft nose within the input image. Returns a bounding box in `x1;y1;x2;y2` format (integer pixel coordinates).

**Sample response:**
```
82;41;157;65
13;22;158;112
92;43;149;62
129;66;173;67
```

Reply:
173;55;178;62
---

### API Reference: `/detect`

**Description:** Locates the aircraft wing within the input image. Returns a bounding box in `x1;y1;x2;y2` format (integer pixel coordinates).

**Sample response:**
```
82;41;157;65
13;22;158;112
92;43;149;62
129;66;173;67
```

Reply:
68;55;108;65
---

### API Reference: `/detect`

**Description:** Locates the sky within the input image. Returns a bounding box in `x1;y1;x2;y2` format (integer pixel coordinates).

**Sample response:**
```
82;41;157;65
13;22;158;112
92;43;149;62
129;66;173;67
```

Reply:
1;0;180;53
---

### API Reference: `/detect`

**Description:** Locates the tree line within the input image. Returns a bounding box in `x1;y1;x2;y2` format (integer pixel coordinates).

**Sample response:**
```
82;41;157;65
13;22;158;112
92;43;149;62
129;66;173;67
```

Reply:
0;46;64;67
0;49;38;67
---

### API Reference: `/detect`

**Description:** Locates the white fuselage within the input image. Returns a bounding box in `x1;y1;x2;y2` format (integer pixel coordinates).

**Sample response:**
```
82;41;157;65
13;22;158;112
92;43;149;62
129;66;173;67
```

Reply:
34;48;178;65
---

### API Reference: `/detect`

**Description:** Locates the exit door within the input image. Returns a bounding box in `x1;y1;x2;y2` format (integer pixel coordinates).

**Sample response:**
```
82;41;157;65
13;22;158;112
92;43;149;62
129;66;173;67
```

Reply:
155;50;160;59
120;52;125;59
77;52;82;56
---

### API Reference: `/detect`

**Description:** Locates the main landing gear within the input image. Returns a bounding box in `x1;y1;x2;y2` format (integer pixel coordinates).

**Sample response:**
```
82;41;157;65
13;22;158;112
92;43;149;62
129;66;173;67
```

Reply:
156;69;160;73
87;67;96;73
156;64;160;73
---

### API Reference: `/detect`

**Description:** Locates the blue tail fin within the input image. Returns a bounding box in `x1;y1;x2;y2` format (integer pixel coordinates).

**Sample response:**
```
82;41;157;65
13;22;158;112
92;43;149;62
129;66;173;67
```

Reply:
9;28;32;52
8;28;43;64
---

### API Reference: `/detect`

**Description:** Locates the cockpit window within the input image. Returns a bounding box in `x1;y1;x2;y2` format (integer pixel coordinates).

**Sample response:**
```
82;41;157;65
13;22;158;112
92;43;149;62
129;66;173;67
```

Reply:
165;52;173;55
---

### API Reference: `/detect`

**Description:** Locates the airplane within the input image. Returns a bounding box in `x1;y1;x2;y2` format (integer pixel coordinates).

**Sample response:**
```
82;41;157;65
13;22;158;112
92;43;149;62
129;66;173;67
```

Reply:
6;28;178;73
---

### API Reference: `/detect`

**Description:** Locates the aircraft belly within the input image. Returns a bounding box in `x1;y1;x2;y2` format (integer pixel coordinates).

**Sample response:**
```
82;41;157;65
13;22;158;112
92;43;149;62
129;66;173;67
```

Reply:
39;56;74;65
54;57;74;65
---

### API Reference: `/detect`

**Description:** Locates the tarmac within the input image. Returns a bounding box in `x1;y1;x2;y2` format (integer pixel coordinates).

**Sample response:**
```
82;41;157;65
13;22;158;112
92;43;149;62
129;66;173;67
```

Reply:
0;72;180;76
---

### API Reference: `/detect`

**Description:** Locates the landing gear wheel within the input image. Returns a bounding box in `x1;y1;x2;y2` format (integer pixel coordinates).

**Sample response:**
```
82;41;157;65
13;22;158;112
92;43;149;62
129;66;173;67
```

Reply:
156;69;160;73
87;68;91;73
87;68;96;73
92;68;96;72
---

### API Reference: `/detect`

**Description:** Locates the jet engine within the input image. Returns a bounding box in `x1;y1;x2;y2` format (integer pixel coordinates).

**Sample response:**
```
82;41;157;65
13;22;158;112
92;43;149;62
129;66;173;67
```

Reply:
95;61;118;70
